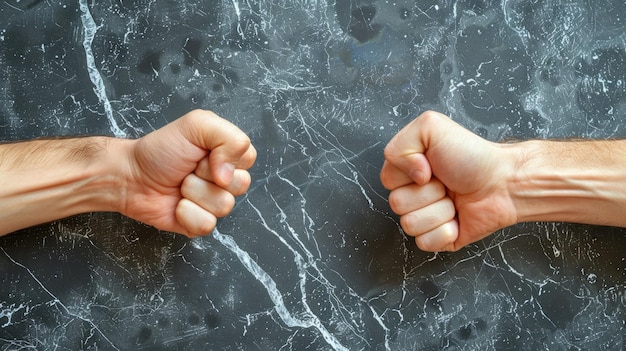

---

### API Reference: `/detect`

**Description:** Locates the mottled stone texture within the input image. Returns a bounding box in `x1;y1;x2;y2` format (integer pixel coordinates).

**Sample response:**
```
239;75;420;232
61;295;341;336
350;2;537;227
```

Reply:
1;1;625;350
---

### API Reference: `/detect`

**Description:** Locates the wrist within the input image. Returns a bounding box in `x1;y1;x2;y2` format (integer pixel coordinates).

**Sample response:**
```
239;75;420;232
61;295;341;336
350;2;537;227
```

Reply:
94;137;135;215
507;140;626;226
506;140;556;223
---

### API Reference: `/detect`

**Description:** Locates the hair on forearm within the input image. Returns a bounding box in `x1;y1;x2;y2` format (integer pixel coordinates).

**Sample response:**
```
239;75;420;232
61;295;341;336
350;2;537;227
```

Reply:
0;136;108;169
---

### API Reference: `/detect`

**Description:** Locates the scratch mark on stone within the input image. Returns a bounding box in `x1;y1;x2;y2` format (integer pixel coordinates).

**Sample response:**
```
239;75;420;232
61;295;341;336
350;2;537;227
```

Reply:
1;248;119;350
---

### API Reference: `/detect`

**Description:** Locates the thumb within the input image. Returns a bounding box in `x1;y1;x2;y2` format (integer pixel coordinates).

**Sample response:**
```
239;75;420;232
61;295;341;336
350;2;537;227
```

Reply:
384;111;451;185
178;110;253;187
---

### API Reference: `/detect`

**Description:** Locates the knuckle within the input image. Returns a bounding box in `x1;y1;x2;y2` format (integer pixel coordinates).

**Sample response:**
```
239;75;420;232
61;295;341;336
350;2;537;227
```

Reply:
413;220;459;252
183;110;203;125
388;190;402;214
188;109;216;120
248;145;258;163
416;235;445;252
383;142;397;161
380;170;394;190
180;174;198;198
183;109;221;131
400;214;419;236
389;190;406;215
232;135;252;153
419;110;440;122
415;236;434;252
213;193;235;217
234;172;252;195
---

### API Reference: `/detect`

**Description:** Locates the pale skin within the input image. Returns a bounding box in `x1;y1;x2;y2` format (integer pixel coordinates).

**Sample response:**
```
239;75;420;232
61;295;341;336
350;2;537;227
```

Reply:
3;109;626;253
0;109;257;238
382;110;626;252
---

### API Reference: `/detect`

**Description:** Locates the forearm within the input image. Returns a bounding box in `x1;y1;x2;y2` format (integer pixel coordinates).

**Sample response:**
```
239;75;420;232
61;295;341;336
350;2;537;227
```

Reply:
507;139;626;227
0;137;130;236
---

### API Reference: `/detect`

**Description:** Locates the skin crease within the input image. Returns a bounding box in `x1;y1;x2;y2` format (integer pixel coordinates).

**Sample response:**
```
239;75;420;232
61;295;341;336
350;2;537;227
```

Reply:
121;110;257;237
381;110;626;252
4;108;626;254
0;110;257;238
381;111;518;252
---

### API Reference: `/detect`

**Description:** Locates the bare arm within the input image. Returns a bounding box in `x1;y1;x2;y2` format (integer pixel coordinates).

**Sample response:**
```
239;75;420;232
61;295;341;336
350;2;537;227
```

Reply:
509;139;626;227
0;110;256;237
0;137;123;235
381;111;626;252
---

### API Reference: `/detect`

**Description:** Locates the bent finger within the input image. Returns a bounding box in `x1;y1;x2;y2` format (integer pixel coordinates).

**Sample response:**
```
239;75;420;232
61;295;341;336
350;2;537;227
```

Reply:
400;197;456;236
238;144;257;170
175;198;218;237
181;174;235;218
194;158;253;195
227;170;252;196
384;111;455;185
380;161;414;190
178;110;253;187
194;146;256;175
383;151;432;186
389;179;446;215
414;220;459;252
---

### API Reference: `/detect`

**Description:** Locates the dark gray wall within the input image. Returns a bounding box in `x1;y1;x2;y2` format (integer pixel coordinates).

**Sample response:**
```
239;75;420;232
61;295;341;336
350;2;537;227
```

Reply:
1;1;625;349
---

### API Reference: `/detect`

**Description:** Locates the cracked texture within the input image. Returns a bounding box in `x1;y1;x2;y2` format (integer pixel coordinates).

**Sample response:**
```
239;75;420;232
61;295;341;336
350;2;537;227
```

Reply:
0;0;625;350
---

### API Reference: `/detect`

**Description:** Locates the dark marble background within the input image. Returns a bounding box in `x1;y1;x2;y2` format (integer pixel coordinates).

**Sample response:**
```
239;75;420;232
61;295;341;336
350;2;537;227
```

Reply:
1;0;625;350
